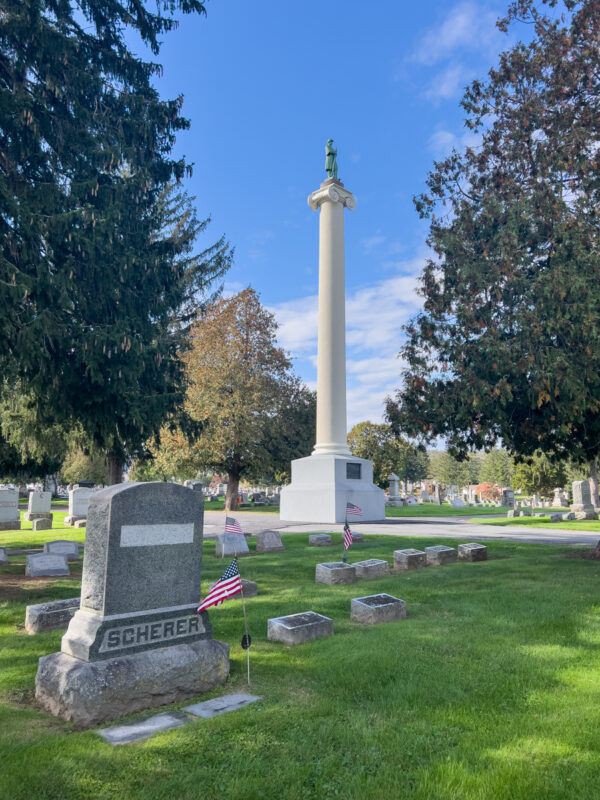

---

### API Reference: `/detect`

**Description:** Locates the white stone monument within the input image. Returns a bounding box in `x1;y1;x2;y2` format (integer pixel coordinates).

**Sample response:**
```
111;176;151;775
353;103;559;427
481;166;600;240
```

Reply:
65;487;92;527
280;159;384;523
24;491;52;522
386;474;404;507
0;488;20;530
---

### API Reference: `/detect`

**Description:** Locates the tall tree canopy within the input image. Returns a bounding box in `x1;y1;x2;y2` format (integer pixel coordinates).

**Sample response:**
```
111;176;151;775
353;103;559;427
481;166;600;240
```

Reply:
387;0;600;467
347;421;428;490
149;289;316;510
0;1;230;481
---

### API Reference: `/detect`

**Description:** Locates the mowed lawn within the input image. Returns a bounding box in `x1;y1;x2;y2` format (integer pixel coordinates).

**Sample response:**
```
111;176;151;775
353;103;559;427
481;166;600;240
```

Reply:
206;499;511;517
474;515;600;533
2;530;600;800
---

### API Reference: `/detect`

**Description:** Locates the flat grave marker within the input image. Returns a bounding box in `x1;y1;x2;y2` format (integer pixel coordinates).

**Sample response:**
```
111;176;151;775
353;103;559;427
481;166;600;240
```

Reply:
268;611;333;645
393;549;426;571
350;594;406;625
425;545;457;566
458;543;487;562
26;553;69;577
315;562;356;585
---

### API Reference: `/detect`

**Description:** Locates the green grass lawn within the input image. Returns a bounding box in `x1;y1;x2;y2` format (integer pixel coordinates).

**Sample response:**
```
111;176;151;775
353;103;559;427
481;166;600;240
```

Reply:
2;531;600;799
384;504;508;517
475;515;600;533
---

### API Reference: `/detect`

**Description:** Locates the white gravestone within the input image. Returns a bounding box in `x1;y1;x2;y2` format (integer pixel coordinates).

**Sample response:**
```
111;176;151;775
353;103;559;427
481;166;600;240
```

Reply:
43;540;80;560
0;488;20;530
571;480;595;513
24;491;52;522
65;487;92;526
26;553;70;577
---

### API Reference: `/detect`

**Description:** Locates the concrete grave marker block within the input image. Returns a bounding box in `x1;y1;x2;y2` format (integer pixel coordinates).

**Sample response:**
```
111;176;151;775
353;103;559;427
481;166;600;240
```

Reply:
315;561;356;585
350;594;406;625
352;559;389;579
43;540;80;560
351;532;364;543
35;482;229;728
309;534;333;547
33;518;52;531
458;543;487;562
25;598;80;634
562;512;576;521
571;480;595;514
521;508;532;517
0;488;21;530
183;693;261;718
24;491;52;521
268;611;333;645
393;549;426;571
98;711;189;745
215;532;249;558
425;545;457;566
255;530;285;553
26;553;69;577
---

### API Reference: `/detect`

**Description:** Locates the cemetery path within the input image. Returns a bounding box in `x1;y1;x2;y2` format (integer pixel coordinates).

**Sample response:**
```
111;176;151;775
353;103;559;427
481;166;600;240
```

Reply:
203;511;600;548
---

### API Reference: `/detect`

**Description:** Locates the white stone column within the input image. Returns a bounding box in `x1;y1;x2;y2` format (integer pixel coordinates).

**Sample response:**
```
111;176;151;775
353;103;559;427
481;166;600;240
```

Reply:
308;180;355;456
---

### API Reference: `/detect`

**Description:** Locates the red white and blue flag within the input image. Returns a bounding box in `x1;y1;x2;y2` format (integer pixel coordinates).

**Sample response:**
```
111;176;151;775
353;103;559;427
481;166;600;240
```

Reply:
197;558;242;613
225;516;244;535
346;502;362;516
343;521;353;550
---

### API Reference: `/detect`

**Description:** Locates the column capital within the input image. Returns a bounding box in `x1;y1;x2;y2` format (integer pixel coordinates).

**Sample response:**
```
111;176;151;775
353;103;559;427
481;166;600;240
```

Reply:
308;180;356;212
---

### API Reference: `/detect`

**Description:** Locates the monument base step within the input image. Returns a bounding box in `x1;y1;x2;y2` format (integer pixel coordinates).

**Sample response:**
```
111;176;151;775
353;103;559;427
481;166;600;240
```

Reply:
35;638;229;729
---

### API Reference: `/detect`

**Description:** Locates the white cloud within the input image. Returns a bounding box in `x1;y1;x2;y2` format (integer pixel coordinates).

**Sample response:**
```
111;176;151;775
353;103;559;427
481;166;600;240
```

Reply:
425;63;473;102
361;232;386;254
427;128;482;158
410;2;501;66
269;294;318;354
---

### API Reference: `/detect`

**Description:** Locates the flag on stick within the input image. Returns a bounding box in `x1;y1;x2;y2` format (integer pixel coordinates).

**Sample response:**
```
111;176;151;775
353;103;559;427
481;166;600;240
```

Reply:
346;502;362;516
225;516;244;535
197;558;242;613
343;520;353;550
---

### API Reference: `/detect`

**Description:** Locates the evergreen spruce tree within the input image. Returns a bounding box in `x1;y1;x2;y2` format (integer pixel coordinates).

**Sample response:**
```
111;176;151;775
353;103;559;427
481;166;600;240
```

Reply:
0;1;231;481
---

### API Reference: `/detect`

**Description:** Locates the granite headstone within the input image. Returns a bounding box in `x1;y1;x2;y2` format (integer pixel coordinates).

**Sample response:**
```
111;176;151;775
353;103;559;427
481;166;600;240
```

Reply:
0;488;20;530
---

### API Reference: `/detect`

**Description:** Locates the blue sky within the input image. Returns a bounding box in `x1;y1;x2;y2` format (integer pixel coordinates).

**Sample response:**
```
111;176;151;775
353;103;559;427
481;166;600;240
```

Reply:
149;0;516;428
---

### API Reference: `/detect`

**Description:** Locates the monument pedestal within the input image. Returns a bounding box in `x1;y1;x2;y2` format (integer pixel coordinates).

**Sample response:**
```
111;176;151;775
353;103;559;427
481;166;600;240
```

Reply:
280;454;385;523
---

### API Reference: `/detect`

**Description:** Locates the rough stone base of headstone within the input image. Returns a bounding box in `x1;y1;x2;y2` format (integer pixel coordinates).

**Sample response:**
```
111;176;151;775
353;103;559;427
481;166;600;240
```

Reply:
0;520;21;531
393;549;426;571
350;594;406;625
549;513;563;523
267;612;333;645
64;515;86;527
521;508;532;517
33;518;52;531
562;512;576;521
352;559;389;579
309;534;332;547
458;543;487;562
425;545;457;566
255;531;285;553
24;512;52;522
506;510;520;518
35;638;229;729
315;562;356;585
74;519;87;528
574;510;598;520
25;598;80;634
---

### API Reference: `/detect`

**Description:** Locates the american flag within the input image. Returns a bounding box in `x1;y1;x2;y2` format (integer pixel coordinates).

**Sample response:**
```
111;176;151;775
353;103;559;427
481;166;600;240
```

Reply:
197;558;242;613
343;521;353;550
346;502;362;516
225;516;244;535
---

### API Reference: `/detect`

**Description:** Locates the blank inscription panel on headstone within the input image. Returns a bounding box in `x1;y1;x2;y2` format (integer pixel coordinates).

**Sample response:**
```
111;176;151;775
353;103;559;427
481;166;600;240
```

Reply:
346;463;361;480
80;482;204;617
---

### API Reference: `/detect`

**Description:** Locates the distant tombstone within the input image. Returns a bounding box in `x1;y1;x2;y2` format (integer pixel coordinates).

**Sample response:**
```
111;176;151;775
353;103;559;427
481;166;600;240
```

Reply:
387;474;403;507
351;559;389;579
26;553;70;577
0;546;7;564
256;531;285;553
43;540;80;560
315;562;356;585
24;491;52;522
25;598;80;634
458;543;487;562
350;594;406;625
553;489;567;507
419;489;430;503
351;531;364;543
532;494;540;508
65;487;92;526
451;498;465;508
267;611;333;645
35;482;229;728
433;485;442;505
184;481;203;493
0;488;20;531
309;534;332;547
215;532;249;558
501;489;515;507
32;518;52;531
425;545;457;566
571;480;595;513
393;548;426;571
406;496;418;506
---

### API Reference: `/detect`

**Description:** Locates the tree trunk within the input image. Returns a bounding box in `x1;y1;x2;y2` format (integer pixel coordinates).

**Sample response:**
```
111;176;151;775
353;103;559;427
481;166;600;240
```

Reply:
590;458;599;508
225;474;240;512
107;451;123;486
